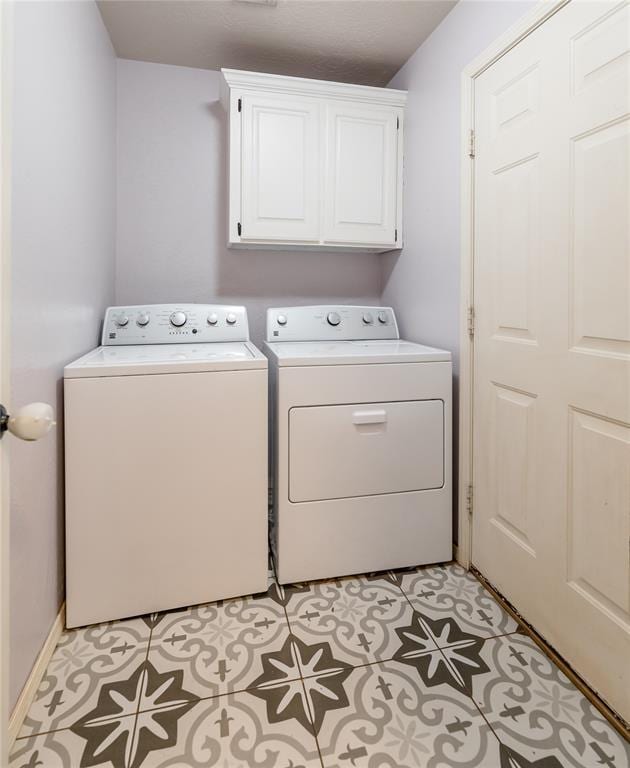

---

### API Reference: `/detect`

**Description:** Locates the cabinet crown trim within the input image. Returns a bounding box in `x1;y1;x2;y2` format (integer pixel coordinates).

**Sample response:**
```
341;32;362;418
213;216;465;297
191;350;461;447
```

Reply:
221;68;407;108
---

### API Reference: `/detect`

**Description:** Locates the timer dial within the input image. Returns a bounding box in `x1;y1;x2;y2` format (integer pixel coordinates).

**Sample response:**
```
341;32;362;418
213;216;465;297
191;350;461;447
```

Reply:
327;312;341;326
170;311;187;327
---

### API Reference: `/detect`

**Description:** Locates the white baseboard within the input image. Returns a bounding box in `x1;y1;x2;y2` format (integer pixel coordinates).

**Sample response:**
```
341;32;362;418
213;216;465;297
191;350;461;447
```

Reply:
8;602;65;749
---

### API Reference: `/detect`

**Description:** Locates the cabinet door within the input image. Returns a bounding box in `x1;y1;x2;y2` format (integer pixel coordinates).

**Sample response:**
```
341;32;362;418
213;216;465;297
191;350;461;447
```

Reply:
323;103;399;245
241;94;320;242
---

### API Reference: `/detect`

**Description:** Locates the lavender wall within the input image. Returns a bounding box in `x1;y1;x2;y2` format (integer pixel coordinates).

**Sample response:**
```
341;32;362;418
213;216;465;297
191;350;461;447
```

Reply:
8;2;538;711
10;1;116;709
115;59;382;344
382;0;536;538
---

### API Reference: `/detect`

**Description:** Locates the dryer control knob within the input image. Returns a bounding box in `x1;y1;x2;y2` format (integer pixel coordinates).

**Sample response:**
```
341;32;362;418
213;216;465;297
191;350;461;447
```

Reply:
327;312;341;326
362;313;374;325
226;312;237;325
277;314;287;326
170;311;187;327
136;313;150;327
115;314;129;327
377;311;388;324
207;313;218;325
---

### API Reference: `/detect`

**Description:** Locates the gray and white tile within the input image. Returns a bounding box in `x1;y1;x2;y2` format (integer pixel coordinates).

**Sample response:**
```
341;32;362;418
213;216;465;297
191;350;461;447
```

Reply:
392;609;492;698
473;634;630;768
286;573;414;666
316;659;502;768
248;631;353;739
11;562;629;768
19;618;151;738
136;691;322;767
400;563;519;639
147;585;292;699
11;658;201;768
11;724;100;768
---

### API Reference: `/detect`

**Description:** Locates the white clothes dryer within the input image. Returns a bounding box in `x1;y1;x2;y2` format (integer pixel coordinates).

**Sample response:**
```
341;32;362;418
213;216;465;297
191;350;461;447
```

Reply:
64;304;268;627
264;305;452;584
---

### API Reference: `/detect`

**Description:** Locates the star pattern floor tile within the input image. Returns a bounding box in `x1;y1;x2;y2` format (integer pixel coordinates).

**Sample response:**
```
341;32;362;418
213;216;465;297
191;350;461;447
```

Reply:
472;634;630;768
285;573;415;667
316;660;500;767
10;561;629;768
18;617;151;739
146;579;292;699
399;563;520;639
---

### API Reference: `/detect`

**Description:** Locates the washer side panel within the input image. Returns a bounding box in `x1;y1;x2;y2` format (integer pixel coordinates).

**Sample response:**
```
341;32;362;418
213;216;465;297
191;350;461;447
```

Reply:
64;369;268;627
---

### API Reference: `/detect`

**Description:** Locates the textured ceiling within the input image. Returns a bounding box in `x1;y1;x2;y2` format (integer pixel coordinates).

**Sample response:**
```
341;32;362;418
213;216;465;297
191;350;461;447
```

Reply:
97;0;457;86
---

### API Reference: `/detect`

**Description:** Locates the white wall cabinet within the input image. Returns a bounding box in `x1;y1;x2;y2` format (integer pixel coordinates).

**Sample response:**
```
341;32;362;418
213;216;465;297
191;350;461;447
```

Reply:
221;69;406;253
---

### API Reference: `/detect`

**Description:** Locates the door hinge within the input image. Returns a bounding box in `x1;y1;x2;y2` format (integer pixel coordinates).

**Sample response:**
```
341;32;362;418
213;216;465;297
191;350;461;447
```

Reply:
467;305;475;339
468;128;475;159
238;97;242;113
237;222;242;236
466;483;474;516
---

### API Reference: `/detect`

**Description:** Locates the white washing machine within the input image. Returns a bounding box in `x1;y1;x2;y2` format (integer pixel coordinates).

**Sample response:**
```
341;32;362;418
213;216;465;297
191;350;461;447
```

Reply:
64;304;268;628
264;305;452;584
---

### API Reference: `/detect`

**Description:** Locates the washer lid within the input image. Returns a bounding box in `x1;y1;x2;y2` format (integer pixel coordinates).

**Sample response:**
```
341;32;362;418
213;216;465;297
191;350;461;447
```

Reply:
64;342;267;378
263;339;451;366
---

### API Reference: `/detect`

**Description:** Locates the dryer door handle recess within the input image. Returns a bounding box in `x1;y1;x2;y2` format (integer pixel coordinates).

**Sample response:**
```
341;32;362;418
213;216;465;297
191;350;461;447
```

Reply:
352;409;387;426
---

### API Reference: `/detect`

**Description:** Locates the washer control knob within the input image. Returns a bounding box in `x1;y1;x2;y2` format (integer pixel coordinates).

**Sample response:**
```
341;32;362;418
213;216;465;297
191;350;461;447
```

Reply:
226;312;237;325
277;314;288;326
377;311;388;324
170;311;187;327
115;314;129;327
207;313;219;325
362;312;374;325
136;312;150;327
327;312;341;326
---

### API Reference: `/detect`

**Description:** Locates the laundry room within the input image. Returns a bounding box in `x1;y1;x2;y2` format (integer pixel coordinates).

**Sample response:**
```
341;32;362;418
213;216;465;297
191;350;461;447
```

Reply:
1;1;629;766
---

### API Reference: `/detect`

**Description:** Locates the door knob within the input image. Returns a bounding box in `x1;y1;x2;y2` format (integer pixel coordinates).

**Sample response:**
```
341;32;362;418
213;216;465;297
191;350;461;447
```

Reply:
0;402;56;441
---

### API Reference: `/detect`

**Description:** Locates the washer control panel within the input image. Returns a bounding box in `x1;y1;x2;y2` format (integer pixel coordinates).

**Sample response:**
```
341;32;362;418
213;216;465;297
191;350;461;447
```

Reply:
266;306;399;342
102;304;249;345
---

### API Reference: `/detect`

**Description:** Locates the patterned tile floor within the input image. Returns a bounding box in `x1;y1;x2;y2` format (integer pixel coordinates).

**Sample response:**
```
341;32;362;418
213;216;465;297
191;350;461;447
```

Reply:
10;561;630;768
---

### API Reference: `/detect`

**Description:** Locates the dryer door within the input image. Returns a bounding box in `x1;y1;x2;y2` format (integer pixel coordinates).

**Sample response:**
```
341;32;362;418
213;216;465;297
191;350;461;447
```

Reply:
289;399;444;502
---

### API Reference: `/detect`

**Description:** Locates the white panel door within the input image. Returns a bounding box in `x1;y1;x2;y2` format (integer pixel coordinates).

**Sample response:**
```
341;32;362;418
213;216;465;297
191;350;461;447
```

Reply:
472;0;630;720
241;94;320;242
323;102;399;245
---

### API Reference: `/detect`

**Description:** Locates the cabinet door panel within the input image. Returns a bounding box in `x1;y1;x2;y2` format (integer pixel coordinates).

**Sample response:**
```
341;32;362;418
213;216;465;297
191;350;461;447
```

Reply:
324;103;398;245
241;95;320;241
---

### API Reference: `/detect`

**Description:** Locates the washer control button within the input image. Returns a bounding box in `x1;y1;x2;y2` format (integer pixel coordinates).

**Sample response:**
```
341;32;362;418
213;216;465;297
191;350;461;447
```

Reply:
362;312;374;325
377;311;388;324
277;314;288;326
207;313;219;325
226;312;237;325
115;314;129;327
327;312;341;326
170;311;187;327
136;312;150;327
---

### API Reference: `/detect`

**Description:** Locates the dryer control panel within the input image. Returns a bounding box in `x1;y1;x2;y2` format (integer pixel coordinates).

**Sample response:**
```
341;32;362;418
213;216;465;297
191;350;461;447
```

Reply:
102;304;250;345
266;305;399;342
